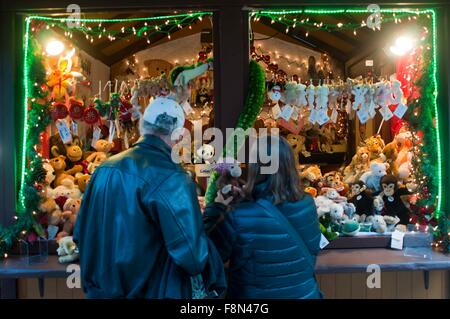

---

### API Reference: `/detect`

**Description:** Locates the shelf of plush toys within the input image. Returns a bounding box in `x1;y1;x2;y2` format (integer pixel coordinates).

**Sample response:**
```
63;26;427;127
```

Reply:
256;75;433;248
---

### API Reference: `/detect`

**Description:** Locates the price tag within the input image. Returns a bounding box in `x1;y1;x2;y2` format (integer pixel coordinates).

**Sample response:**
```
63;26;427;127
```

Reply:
357;107;370;124
272;103;281;119
71;120;78;136
379;105;394;121
56;120;73;144
280;104;293;121
316;109;330;126
331;108;338;123
394;103;408;119
319;234;330;249
91;126;102;148
308;108;318;124
391;229;405;250
108;121;116;144
181;100;193;115
291;106;300;121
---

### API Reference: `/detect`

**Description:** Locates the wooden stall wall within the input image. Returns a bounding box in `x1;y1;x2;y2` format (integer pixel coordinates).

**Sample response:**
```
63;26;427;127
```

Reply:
16;270;449;299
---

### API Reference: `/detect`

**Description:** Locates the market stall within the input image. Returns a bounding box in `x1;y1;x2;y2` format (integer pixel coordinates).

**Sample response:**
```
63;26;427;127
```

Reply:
0;3;450;299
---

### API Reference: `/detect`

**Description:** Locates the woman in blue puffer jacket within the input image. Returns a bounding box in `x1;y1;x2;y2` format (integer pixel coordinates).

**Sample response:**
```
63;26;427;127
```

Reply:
204;135;323;299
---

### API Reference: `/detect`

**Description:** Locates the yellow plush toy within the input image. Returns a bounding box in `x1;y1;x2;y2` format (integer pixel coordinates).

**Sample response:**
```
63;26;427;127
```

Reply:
364;135;385;162
343;146;371;184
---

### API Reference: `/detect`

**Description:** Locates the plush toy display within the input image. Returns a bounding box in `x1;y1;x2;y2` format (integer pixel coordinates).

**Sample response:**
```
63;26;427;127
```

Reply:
49;155;83;187
57;236;80;263
379;174;412;225
360;162;388;192
343;146;371;184
348;181;374;216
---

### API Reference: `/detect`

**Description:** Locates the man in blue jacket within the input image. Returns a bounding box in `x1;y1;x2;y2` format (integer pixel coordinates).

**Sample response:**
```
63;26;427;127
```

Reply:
73;97;226;298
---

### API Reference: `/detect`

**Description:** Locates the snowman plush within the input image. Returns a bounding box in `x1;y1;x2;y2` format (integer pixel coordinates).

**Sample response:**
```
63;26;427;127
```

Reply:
268;85;282;104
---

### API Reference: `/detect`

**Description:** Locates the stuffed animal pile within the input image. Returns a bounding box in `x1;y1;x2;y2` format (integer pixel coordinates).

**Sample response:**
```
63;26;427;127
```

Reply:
299;128;416;238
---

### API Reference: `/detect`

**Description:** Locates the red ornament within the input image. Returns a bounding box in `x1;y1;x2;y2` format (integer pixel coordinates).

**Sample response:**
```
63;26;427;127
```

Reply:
263;55;271;63
40;84;48;92
420;207;427;214
83;106;100;125
50;102;68;121
119;99;132;122
69;99;85;120
268;63;278;72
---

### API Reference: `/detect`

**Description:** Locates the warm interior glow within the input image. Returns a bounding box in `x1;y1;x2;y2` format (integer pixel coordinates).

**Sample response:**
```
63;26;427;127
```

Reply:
45;40;64;56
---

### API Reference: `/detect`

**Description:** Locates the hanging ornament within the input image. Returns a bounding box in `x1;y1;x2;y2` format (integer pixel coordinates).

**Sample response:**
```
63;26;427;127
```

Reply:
50;102;68;121
69;99;85;120
119;99;133;122
83;106;100;125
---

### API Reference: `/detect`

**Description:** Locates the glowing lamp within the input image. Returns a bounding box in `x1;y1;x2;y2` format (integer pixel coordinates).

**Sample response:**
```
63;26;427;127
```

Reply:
46;40;64;56
389;36;414;56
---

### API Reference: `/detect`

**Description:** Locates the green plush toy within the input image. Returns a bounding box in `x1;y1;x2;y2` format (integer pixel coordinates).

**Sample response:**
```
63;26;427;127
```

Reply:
341;220;360;236
319;215;339;241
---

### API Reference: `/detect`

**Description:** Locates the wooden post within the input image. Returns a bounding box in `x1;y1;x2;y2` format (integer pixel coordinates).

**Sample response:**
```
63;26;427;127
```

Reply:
213;7;250;133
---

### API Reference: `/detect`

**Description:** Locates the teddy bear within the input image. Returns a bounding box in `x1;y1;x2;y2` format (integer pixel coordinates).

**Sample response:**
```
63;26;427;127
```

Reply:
57;236;79;263
58;198;81;238
50;155;83;187
351;83;368;110
360;162;389;193
51;135;84;167
39;197;62;226
47;179;82;213
370;215;387;233
315;84;329;109
296;83;307;107
194;144;215;164
299;165;323;189
287;134;311;164
322;171;348;196
363;135;385;162
306;83;316;109
86;139;112;174
75;173;91;193
394;130;413;180
320;187;356;217
284;81;299;106
214;159;245;205
381;139;399;176
343;146;371;184
43;162;56;186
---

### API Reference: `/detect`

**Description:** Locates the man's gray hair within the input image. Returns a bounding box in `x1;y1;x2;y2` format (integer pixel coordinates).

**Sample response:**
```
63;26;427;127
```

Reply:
139;112;179;136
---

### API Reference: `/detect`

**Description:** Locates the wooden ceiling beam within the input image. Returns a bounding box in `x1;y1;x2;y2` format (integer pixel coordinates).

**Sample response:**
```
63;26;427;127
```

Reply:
258;17;348;62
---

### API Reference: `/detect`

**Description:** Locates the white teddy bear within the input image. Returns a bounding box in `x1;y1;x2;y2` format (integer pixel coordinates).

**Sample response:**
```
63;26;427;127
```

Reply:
296;83;307;107
57;236;79;263
351;83;368;110
306;83;316;109
360;162;389;192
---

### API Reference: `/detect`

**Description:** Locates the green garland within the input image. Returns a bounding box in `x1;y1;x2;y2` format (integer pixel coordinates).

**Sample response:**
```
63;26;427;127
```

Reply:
0;39;49;256
204;60;266;204
407;37;449;252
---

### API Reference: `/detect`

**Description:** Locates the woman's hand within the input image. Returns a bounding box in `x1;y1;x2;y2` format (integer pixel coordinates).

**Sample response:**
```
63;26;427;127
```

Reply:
215;191;234;206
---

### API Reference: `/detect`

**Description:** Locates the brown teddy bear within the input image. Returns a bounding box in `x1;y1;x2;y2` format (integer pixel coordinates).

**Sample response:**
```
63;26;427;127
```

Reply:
75;174;91;193
60;198;81;236
343;146;371;184
39;197;62;226
49;155;83;187
364;135;385;162
86;139;112;174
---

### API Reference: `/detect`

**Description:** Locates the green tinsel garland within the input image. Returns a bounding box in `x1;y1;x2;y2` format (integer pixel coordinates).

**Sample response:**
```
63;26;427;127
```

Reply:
204;60;266;204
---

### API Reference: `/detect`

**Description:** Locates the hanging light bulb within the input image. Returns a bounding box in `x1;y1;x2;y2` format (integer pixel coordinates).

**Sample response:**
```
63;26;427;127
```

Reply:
45;40;64;56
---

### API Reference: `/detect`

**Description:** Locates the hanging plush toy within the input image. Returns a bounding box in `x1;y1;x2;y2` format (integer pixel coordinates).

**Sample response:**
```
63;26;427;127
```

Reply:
214;158;245;205
379;174;412;225
306;83;316;109
351;83;368;110
268;85;282;103
296;83;307;107
284;82;299;106
315;84;329;109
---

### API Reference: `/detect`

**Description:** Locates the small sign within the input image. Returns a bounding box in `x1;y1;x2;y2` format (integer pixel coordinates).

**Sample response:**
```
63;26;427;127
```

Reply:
280;104;293;121
56;120;73;145
319;234;330;249
181;100;193;115
195;164;213;177
365;59;374;67
394;103;408;119
71;120;78;136
331;108;338;123
309;108;318;124
316;109;330;126
272;103;281;119
391;229;405;250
